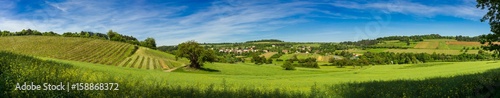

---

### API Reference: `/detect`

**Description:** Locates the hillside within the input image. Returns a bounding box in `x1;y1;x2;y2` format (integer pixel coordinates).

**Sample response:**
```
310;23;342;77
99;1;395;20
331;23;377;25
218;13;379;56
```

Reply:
117;47;189;70
0;36;185;70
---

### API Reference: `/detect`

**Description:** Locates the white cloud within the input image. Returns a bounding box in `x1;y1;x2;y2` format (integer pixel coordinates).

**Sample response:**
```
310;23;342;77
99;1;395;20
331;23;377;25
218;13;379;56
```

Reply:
3;0;483;45
331;0;486;20
0;0;321;45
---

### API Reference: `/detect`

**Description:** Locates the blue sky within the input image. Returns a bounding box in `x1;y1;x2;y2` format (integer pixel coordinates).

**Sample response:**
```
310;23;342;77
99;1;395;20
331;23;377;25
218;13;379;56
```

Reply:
0;0;491;45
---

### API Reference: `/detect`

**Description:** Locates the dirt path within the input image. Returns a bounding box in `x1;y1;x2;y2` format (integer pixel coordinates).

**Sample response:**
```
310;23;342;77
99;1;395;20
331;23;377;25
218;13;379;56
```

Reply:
164;64;186;72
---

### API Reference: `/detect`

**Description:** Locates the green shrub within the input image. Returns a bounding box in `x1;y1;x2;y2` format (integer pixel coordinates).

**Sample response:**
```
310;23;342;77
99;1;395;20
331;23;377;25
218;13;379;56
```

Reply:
281;61;295;70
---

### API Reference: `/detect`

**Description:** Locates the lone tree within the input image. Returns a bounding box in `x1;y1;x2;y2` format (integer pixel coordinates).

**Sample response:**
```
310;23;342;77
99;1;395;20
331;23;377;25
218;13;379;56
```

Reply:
141;37;157;49
477;0;500;59
175;40;216;69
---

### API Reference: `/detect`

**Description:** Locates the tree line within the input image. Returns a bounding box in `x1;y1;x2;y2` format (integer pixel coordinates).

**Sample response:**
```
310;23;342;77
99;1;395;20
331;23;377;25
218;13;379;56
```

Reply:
0;29;157;49
245;39;284;43
327;51;494;67
376;34;452;41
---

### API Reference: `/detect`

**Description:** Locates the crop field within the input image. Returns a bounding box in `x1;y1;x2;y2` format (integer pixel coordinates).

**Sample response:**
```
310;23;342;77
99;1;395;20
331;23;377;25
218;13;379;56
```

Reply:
414;41;439;49
0;36;135;66
346;49;387;54
118;47;188;70
375;40;417;48
0;36;187;70
292;43;321;47
446;41;482;46
385;49;478;55
259;52;277;58
279;53;321;60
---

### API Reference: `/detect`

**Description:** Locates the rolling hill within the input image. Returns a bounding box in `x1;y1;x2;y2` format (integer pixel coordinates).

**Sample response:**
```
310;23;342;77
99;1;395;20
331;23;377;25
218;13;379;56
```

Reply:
0;36;186;70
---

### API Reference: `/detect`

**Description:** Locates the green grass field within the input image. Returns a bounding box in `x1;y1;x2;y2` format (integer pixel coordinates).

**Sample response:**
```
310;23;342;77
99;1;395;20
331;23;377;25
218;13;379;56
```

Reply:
292;43;321;47
0;36;136;66
385;49;479;55
260;52;277;58
117;47;188;70
0;36;186;70
40;56;500;91
374;40;417;48
2;37;500;97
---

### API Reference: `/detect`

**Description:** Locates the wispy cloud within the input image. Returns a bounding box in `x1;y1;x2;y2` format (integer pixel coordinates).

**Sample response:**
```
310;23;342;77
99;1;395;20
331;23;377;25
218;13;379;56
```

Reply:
0;0;323;45
0;0;489;45
331;0;486;20
160;1;316;44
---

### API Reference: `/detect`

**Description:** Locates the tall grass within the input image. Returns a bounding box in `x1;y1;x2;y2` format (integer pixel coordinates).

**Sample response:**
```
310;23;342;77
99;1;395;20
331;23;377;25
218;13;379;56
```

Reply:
329;68;500;97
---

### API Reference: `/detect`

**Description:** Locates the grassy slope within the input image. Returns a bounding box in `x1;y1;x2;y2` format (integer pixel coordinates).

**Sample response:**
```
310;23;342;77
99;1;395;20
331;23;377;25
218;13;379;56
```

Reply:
374;40;417;48
260;52;277;58
117;47;189;70
43;56;500;91
0;36;186;70
0;36;135;65
343;39;482;55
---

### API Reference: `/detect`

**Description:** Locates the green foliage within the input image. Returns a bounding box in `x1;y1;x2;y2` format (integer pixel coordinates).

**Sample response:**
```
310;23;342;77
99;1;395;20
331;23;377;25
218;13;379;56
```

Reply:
331;68;500;97
328;51;493;67
140;37;157;49
0;36;135;66
376;34;454;41
477;0;500;59
245;39;284;43
281;61;295;70
270;53;283;58
295;57;320;68
176;40;217;69
0;51;311;97
157;45;178;54
219;54;243;64
0;29;157;48
251;54;267;65
266;58;273;64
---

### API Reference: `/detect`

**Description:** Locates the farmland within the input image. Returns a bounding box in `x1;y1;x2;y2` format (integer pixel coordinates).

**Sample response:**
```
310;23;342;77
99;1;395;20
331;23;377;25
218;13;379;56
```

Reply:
0;36;186;70
1;35;500;97
117;47;188;70
2;51;500;97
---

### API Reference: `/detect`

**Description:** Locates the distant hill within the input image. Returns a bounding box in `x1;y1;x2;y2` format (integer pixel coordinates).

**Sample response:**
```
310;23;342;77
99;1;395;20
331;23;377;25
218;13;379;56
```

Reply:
245;39;284;43
0;36;186;70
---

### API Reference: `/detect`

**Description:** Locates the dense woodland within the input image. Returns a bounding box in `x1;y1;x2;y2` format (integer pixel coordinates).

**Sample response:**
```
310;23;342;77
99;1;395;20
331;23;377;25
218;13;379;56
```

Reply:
0;29;157;49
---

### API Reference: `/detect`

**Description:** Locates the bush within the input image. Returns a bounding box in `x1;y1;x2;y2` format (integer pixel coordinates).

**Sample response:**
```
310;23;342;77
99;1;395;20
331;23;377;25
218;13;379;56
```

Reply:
270;53;283;58
281;61;295;70
276;59;283;61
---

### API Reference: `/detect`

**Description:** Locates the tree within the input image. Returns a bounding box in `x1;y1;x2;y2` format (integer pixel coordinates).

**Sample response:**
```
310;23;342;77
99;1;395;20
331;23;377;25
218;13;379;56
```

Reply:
107;30;124;42
141;37;157;49
281;61;295;70
176;40;217;69
266;58;273;64
477;0;500;60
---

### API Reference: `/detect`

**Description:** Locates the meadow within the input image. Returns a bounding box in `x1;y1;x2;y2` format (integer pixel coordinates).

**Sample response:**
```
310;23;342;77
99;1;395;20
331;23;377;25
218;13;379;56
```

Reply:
0;36;135;66
2;51;500;97
2;36;500;97
0;36;186;70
